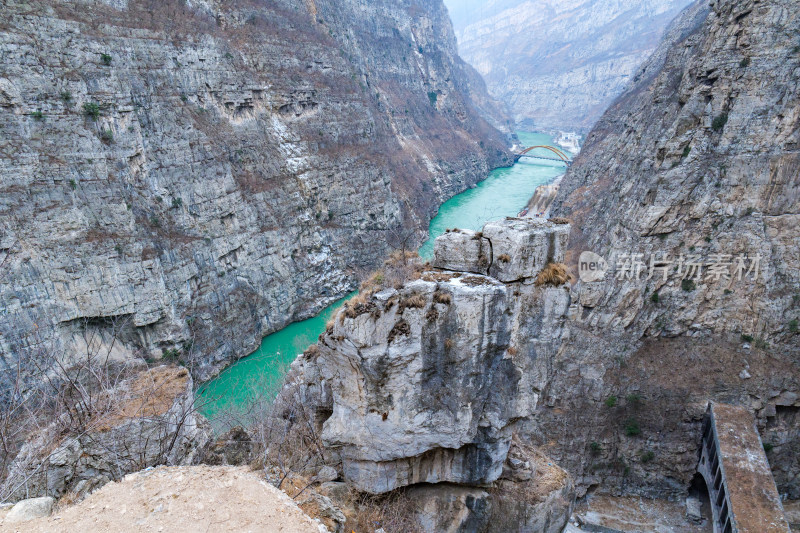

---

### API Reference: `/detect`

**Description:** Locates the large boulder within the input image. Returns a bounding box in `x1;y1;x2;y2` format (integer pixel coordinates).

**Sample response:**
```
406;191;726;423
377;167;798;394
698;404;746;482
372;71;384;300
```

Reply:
3;497;55;523
484;218;569;282
409;440;575;533
432;229;492;274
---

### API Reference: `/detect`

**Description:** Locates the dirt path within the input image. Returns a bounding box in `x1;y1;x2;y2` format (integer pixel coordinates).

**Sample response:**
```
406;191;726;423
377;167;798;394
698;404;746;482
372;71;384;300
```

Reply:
1;465;325;533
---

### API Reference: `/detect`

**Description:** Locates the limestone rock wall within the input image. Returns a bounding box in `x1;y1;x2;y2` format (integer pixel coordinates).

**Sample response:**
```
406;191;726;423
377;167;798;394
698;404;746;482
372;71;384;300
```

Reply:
305;219;569;493
279;216;574;529
534;0;800;499
0;0;512;383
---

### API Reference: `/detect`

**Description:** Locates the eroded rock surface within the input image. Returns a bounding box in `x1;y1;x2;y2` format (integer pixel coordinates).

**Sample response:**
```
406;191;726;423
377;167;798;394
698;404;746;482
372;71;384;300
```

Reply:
0;0;512;384
533;0;800;500
278;218;574;529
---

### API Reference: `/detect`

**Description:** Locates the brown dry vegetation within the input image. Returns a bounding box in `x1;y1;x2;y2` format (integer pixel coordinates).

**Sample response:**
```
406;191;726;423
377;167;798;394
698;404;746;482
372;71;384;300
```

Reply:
535;263;571;287
498;253;511;263
550;217;571;225
432;290;452;305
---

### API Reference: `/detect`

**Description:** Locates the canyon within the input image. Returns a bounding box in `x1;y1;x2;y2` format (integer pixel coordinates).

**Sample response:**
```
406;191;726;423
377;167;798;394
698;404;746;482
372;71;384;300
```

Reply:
445;0;693;132
0;0;798;531
0;0;511;385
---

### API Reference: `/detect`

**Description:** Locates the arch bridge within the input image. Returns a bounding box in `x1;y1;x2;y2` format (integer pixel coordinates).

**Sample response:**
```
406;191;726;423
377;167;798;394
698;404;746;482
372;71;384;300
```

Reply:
514;145;572;166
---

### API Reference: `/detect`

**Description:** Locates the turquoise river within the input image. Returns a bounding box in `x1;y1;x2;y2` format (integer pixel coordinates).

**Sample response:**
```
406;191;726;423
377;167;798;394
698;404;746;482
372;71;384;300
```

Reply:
197;131;572;424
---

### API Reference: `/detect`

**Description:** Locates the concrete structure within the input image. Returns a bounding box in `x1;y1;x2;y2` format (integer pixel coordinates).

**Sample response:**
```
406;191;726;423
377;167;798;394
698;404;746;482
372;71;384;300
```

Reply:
698;403;790;533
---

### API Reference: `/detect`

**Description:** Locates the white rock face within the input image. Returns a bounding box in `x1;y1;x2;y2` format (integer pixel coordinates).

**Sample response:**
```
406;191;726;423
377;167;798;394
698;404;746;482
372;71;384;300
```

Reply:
283;218;572;494
4;497;55;523
432;229;491;274
483;218;569;282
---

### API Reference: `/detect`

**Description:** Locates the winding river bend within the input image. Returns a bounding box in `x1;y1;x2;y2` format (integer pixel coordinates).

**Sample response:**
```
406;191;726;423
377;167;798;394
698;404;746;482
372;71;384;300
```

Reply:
198;131;571;423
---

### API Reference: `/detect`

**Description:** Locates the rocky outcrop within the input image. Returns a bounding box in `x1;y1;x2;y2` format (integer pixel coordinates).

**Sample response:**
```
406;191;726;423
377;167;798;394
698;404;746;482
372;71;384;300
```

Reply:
0;0;512;385
279;217;575;530
1;366;208;502
445;0;694;131
535;0;800;499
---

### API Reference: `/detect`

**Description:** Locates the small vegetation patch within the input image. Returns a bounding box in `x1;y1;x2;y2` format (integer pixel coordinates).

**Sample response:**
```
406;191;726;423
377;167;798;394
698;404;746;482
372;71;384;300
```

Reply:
640;450;655;463
712;112;728;133
498;253;511;263
460;275;494;287
789;319;798;333
549;217;570;225
626;393;642;406
100;128;114;144
741;333;754;342
425;307;438;322
83;102;101;120
739;57;751;68
624;418;641;437
763;442;774;453
535;263;570;287
32;110;44;120
387;319;411;343
604;395;617;408
681;145;691;158
681;278;696;292
432;290;452;305
444;338;454;351
400;294;426;311
427;91;437;106
590;441;602;455
100;53;113;65
650;292;659;303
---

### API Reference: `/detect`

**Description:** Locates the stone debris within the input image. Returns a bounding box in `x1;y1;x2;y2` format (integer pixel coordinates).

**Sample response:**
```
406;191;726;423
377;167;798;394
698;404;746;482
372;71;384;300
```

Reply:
3;497;55;523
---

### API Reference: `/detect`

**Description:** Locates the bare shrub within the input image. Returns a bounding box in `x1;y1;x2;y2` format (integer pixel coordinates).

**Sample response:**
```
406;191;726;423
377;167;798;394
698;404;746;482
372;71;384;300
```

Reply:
549;217;571;225
343;489;423;533
432;290;452;305
498;253;511;263
535;263;571;287
400;294;426;311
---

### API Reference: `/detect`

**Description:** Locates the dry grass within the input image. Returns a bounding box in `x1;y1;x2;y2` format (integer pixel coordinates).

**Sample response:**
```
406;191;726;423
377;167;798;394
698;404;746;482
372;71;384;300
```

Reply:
550;217;571;225
444;338;454;351
400;294;426;310
498;253;511;263
336;251;426;325
94;366;189;431
535;263;570;287
342;489;423;533
432;290;452;305
425;307;439;322
507;346;518;356
388;320;411;343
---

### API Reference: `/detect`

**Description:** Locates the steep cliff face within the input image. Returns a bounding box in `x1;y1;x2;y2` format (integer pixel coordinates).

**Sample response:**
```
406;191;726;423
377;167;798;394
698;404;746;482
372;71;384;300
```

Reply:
0;0;511;381
445;0;693;131
542;0;800;498
278;218;575;529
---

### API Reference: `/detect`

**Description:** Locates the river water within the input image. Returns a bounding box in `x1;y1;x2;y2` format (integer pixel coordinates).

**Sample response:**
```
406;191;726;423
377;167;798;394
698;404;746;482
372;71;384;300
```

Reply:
197;131;570;423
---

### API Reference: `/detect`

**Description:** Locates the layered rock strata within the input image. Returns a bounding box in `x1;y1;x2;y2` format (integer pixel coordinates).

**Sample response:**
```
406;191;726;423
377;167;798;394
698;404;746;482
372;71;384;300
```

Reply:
280;217;575;529
0;0;511;383
535;0;800;499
